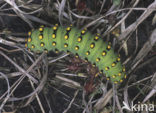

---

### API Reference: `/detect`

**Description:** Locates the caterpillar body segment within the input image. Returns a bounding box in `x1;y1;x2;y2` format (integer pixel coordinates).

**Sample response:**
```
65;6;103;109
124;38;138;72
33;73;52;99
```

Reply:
26;25;126;84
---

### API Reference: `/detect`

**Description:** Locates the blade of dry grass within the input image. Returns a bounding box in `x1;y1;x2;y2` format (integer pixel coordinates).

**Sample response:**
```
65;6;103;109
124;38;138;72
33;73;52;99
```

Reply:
119;0;156;41
0;72;10;111
0;51;38;83
131;28;156;71
94;89;113;110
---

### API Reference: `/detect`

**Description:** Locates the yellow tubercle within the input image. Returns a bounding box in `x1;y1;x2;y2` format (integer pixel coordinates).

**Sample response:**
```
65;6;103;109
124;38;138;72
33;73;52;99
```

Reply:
40;43;44;47
31;45;35;49
107;45;111;49
96;58;100;62
112;75;116;78
64;44;68;48
75;46;79;50
94;36;99;40
102;51;106;56
28;38;31;42
28;32;31;36
117;57;120;62
107;78;110;80
90;43;95;48
105;67;109;71
111;63;116;67
77;37;82;42
84;59;88;62
64;35;68;40
52;42;56;46
81;30;85;34
39;35;43;40
53;26;57;30
96;33;100;36
39;27;43;31
52;34;56;39
95;73;99;77
25;39;27;42
114;81;118;84
75;55;79;58
118;73;121;76
123;68;126;72
86;51;89;55
40;25;44;27
55;50;59;53
120;79;123;83
66;27;71;31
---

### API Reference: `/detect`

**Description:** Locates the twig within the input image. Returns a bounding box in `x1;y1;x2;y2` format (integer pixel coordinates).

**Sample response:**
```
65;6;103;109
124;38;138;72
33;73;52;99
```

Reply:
0;72;10;112
63;90;79;113
0;51;38;83
119;0;156;41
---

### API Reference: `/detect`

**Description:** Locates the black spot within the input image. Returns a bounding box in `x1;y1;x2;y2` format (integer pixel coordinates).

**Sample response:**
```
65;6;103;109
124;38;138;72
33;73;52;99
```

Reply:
84;57;88;62
100;70;103;73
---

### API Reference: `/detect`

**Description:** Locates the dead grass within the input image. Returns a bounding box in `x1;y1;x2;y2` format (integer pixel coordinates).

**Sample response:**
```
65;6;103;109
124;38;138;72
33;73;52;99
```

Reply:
0;0;156;113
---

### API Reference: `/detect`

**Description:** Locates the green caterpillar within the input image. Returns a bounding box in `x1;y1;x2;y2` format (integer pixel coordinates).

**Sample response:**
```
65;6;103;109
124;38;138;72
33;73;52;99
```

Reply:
25;24;126;84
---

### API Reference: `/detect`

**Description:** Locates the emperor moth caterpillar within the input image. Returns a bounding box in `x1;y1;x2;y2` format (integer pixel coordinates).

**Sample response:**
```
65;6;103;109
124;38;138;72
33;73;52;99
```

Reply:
25;24;126;84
